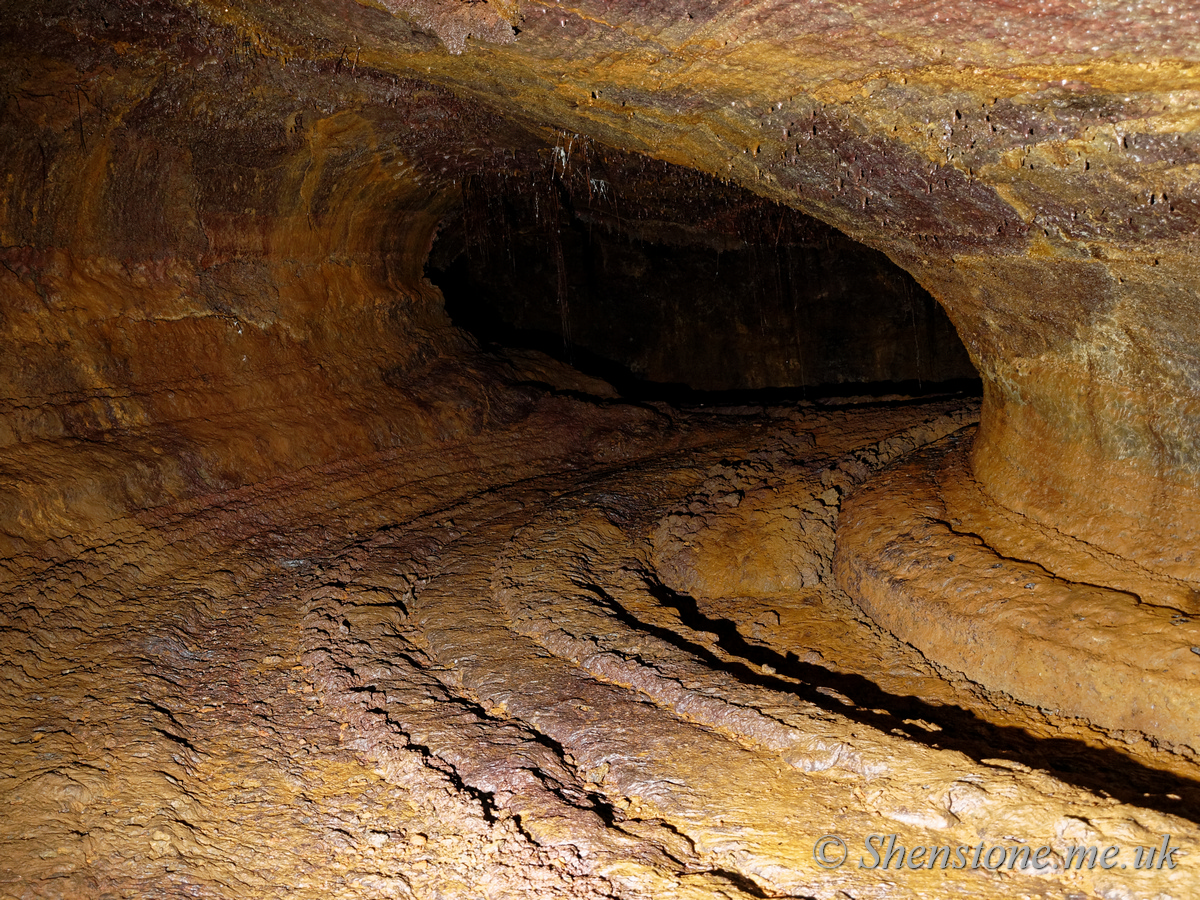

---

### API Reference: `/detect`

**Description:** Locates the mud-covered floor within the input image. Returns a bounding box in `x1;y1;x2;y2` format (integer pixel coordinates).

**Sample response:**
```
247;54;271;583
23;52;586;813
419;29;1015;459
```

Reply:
3;396;1198;899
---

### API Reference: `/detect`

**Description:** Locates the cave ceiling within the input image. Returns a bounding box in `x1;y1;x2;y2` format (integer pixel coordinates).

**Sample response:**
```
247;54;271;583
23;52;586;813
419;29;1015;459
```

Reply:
7;0;1199;569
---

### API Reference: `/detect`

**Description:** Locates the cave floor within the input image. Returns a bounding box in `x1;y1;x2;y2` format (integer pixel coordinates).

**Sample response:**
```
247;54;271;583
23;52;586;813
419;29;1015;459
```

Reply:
3;396;1198;899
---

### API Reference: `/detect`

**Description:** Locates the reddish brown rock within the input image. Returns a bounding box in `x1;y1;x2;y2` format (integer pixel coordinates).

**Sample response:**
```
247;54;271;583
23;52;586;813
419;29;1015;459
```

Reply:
7;0;1200;565
5;0;1200;896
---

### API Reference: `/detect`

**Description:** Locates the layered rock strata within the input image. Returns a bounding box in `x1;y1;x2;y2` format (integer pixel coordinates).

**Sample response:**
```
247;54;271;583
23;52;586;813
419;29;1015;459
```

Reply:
6;399;1198;898
5;0;1200;895
837;433;1200;754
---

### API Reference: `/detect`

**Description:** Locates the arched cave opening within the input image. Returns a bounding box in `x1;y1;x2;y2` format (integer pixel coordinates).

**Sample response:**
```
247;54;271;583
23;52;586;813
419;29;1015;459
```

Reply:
427;142;980;401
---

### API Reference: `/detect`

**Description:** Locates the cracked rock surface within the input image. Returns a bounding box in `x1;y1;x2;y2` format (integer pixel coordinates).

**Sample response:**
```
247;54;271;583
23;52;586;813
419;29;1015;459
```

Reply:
6;1;1200;895
5;397;1198;898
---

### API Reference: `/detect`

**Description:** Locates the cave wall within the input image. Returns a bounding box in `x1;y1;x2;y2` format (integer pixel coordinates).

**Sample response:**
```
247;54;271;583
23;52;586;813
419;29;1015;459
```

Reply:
0;3;552;549
317;0;1200;578
5;0;1200;578
7;9;1200;888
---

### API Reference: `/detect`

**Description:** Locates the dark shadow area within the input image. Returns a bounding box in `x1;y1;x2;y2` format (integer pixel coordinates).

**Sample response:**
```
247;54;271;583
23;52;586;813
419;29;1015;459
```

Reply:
572;573;1200;824
426;140;979;401
643;377;983;408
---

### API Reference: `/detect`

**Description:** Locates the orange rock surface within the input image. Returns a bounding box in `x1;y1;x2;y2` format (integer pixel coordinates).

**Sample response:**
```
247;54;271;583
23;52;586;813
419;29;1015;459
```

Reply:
4;0;1200;896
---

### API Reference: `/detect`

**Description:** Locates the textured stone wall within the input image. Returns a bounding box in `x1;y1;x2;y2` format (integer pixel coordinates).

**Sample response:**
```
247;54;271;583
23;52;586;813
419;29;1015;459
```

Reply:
6;5;1200;896
1;3;534;546
6;0;1200;576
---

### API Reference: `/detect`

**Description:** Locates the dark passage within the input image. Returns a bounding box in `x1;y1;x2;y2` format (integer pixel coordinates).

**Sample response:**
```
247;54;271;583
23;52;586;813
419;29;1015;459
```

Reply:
427;142;978;399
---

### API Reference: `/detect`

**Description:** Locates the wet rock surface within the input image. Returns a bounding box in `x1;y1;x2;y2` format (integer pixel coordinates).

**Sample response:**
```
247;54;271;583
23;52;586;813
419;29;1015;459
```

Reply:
5;397;1198;898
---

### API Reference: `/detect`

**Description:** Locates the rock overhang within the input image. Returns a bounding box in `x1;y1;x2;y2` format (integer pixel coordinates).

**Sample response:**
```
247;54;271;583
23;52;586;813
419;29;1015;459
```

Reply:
6;0;1200;747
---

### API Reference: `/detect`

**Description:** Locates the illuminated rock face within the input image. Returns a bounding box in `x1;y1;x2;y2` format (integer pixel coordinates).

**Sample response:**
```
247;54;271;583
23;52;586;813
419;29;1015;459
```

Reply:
0;8;539;546
5;1;1200;895
402;0;1200;579
10;0;1199;570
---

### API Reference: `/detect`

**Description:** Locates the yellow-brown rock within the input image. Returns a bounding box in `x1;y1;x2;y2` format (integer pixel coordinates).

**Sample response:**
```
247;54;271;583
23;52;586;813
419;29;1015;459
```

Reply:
4;0;1200;897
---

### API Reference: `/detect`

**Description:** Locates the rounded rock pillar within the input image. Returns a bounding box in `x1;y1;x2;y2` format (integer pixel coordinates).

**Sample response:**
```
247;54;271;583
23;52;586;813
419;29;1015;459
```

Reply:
927;251;1200;581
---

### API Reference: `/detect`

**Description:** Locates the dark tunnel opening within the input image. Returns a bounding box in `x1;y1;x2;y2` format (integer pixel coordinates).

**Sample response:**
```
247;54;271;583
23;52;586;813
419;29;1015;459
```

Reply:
426;144;981;404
